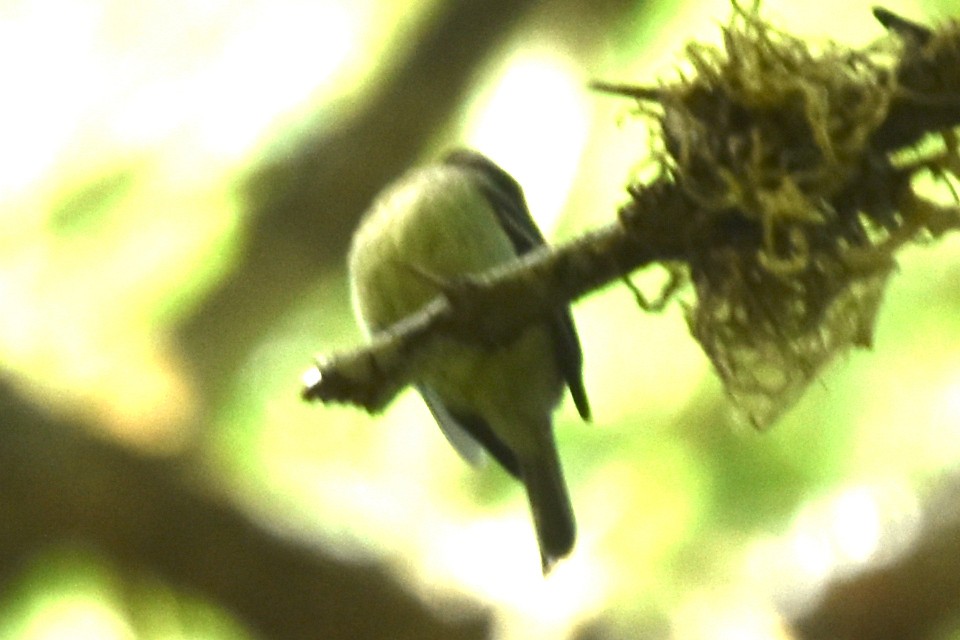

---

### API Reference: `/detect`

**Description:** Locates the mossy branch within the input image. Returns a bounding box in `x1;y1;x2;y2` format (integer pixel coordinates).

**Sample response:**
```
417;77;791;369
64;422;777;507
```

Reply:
303;3;960;428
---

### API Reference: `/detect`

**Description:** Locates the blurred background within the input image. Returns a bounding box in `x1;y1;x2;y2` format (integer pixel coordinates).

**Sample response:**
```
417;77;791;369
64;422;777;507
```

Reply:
2;0;960;638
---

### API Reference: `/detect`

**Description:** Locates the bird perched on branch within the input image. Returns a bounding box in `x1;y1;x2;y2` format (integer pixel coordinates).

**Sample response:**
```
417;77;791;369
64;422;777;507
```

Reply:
348;149;590;573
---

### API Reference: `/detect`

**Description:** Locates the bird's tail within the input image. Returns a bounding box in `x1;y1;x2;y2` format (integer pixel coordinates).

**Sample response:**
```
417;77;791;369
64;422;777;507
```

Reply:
519;428;576;575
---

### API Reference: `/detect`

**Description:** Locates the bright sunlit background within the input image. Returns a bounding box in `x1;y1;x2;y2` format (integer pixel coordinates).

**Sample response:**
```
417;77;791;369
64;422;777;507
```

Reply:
2;0;959;638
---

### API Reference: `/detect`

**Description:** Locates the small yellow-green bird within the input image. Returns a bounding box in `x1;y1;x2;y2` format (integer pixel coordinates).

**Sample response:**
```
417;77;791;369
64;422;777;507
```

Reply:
348;149;590;573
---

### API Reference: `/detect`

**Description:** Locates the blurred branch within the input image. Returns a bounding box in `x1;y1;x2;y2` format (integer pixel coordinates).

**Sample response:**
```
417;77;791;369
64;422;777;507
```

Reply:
303;6;960;427
792;472;960;640
177;0;537;413
0;381;488;640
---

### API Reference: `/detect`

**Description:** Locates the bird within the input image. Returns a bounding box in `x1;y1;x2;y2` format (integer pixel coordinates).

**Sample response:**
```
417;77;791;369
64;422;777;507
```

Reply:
347;149;590;573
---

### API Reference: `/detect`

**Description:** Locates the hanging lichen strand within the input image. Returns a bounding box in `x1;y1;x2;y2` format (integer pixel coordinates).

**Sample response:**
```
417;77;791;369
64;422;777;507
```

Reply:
607;3;960;428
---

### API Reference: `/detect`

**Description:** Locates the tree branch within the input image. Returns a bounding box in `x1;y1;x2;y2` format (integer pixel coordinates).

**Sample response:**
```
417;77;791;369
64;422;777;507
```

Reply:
301;180;691;410
791;472;960;640
0;381;489;639
303;5;960;428
177;0;536;414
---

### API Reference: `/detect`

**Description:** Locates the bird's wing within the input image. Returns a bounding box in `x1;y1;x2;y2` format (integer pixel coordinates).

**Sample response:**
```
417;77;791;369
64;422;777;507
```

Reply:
417;385;521;478
442;149;591;421
549;311;591;421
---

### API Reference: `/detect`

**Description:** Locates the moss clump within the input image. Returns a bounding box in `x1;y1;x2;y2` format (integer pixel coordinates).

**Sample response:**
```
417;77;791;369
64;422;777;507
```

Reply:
604;2;960;428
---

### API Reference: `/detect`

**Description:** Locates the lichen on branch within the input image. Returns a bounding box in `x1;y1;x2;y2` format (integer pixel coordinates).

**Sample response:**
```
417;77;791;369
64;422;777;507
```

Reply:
599;1;960;428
